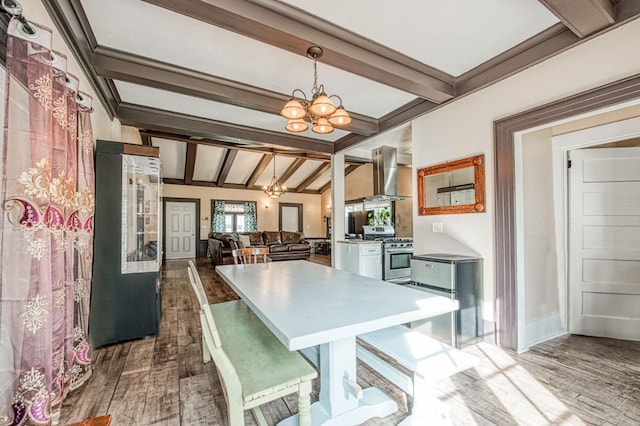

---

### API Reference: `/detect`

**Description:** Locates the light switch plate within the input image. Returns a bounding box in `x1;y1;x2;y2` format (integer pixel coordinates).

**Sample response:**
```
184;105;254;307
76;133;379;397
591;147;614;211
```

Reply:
432;222;443;233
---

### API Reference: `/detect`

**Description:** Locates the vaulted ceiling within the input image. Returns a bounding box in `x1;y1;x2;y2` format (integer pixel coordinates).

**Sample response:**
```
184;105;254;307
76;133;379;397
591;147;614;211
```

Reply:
31;0;640;193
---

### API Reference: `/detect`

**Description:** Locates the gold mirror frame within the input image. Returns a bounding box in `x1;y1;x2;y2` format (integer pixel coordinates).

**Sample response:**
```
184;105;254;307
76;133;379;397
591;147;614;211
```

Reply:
417;154;485;215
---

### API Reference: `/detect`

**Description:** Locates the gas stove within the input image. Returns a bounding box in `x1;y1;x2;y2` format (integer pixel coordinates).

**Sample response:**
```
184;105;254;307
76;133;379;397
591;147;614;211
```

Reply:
382;237;413;247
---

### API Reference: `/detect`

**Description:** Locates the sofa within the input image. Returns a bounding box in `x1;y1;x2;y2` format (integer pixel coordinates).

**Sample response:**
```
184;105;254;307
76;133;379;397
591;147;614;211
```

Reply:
208;230;311;267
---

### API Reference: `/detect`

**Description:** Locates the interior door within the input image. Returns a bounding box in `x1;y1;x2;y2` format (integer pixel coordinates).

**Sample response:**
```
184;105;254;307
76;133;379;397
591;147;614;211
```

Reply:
165;201;196;259
569;147;640;340
279;203;303;232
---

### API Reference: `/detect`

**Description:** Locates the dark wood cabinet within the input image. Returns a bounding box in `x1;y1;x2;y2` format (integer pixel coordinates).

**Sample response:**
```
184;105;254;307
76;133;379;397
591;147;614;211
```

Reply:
89;141;162;348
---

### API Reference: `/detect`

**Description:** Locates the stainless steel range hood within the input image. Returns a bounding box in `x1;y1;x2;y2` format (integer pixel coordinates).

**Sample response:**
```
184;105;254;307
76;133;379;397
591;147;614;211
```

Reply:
365;146;407;202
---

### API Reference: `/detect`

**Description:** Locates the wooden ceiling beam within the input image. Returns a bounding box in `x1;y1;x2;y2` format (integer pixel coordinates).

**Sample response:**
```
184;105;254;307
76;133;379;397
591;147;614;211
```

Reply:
278;158;306;185
318;181;332;194
142;0;454;103
246;154;272;189
117;103;335;154
296;163;331;193
40;0;118;117
140;130;368;165
216;148;238;187
345;164;361;177
184;142;198;184
92;47;378;136
538;0;614;38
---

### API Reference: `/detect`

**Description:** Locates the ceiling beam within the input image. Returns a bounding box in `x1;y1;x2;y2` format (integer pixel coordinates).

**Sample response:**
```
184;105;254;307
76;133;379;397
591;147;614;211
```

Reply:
318;181;332;195
296;163;331;193
455;0;640;97
184;143;197;184
456;24;579;96
279;158;306;185
142;130;371;165
246;154;272;189
538;0;614;38
344;164;361;177
91;47;378;136
117;103;336;154
40;0;118;117
216;149;238;187
142;0;454;103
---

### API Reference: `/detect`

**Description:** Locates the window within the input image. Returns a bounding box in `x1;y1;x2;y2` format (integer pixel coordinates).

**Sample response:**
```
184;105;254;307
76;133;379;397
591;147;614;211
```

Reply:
224;203;245;232
211;200;257;233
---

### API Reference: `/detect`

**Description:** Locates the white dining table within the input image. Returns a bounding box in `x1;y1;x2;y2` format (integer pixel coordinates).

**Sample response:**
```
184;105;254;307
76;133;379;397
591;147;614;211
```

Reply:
216;260;458;426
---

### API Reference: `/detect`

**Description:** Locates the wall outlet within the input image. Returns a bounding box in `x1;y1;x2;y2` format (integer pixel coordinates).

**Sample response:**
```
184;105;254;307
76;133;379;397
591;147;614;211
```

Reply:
432;222;443;233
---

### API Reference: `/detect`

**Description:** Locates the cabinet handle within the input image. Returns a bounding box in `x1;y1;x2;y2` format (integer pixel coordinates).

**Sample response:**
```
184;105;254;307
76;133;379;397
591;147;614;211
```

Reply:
424;264;434;268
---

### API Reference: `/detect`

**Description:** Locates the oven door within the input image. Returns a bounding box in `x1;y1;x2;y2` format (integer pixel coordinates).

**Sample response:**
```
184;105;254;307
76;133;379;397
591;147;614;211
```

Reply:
383;248;413;282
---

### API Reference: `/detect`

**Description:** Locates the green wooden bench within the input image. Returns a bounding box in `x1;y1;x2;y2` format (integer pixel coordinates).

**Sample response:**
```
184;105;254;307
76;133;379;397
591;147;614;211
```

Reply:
187;262;317;426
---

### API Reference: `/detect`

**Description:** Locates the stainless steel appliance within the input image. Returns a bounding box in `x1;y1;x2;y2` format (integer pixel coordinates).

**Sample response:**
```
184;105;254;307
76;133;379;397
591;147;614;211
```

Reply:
408;253;483;348
383;238;413;283
362;226;413;283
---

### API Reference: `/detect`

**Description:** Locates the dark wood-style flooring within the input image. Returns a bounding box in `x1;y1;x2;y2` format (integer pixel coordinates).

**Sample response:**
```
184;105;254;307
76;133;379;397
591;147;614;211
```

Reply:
59;256;640;425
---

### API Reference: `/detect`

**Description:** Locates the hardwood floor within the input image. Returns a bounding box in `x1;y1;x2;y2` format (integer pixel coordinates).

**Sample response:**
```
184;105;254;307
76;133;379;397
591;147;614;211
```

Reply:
59;258;640;425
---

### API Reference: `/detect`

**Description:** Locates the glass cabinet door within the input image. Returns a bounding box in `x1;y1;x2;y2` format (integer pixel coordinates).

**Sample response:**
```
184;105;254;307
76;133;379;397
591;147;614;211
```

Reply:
121;154;161;273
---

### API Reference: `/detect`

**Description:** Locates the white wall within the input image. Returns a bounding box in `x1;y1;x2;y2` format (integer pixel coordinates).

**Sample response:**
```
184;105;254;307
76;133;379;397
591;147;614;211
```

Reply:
412;18;640;324
522;129;559;323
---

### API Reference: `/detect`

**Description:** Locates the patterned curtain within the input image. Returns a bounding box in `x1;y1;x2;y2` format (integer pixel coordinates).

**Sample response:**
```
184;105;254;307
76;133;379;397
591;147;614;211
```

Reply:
0;19;95;425
212;200;226;232
243;202;257;232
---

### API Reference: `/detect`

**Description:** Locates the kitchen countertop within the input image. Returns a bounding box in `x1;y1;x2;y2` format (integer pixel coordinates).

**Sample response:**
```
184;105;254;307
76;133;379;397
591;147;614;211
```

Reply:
338;239;382;245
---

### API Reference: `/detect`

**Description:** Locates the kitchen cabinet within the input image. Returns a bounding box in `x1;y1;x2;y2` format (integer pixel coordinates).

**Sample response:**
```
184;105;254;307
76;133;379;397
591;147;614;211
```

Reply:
90;140;162;348
337;241;382;280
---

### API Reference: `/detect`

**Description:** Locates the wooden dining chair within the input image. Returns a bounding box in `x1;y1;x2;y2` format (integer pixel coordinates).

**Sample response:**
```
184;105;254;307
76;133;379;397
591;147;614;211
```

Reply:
231;247;269;264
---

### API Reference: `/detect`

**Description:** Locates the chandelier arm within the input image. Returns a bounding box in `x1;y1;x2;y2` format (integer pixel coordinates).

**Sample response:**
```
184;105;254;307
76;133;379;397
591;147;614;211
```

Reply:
329;94;344;107
291;88;308;102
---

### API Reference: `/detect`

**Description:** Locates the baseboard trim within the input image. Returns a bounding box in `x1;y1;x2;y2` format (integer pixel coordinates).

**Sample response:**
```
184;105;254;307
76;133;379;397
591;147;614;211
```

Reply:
525;313;566;349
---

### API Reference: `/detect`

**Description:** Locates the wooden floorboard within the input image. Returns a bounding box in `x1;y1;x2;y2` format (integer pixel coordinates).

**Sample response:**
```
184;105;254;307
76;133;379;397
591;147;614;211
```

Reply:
59;256;640;425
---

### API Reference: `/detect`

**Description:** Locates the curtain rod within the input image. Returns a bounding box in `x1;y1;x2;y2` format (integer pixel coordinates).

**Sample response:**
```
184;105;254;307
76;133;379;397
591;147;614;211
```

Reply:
1;0;35;36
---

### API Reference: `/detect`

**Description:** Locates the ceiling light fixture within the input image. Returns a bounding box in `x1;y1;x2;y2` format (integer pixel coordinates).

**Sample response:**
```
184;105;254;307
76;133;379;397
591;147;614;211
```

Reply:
264;155;285;198
280;46;351;135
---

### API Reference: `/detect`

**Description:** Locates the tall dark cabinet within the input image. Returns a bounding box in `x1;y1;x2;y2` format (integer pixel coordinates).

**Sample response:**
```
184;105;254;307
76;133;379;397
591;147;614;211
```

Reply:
90;141;162;348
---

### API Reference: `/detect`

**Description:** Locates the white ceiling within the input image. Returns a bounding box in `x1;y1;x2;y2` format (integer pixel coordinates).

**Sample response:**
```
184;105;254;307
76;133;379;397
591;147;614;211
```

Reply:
280;0;558;75
50;0;630;192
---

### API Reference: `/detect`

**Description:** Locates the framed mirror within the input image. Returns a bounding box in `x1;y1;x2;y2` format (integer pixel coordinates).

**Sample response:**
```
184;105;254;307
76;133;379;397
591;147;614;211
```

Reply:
417;154;485;215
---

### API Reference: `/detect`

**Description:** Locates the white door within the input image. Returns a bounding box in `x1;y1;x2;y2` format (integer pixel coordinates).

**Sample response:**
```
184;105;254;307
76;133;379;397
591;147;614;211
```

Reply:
569;148;640;340
165;201;196;259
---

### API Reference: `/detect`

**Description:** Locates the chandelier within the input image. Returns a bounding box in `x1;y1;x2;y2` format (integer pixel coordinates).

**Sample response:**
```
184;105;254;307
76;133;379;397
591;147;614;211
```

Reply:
264;155;285;198
280;46;351;134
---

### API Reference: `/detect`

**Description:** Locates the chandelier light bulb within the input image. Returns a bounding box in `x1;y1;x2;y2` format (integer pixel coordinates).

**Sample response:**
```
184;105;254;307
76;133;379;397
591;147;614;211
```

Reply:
309;93;336;117
313;117;334;134
281;99;305;119
285;119;308;132
328;106;351;126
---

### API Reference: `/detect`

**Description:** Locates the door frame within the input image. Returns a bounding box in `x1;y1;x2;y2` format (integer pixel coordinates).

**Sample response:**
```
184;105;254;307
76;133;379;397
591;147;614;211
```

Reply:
512;113;640;352
494;74;640;351
163;197;201;261
279;202;303;232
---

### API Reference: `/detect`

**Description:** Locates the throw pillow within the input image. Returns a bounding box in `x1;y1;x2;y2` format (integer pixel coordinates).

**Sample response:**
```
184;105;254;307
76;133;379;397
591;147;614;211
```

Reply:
239;234;251;247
